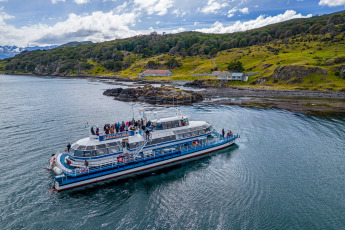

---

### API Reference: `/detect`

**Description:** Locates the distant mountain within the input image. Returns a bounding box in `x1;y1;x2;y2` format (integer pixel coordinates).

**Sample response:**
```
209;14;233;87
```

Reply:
0;45;58;59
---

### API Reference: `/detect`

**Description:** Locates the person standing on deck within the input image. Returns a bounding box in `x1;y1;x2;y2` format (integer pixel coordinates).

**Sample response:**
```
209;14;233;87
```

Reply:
222;129;225;139
84;160;89;170
145;129;150;140
67;143;71;152
96;126;99;136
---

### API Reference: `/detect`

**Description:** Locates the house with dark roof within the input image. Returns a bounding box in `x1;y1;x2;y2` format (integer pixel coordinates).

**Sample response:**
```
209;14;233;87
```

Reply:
142;69;173;77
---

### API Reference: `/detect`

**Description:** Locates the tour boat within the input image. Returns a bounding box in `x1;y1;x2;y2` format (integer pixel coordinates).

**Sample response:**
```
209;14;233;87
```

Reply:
50;113;239;191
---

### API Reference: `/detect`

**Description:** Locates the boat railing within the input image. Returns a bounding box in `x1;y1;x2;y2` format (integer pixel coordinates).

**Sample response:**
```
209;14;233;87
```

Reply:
90;126;153;140
61;134;238;177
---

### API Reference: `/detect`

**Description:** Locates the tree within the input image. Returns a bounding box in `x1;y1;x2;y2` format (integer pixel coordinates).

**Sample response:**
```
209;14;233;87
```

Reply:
209;48;218;57
166;58;181;69
179;48;187;57
239;38;247;47
227;61;244;72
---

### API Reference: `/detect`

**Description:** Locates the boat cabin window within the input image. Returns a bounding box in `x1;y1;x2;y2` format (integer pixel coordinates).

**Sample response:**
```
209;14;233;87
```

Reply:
86;146;95;150
77;145;86;150
83;151;91;157
96;144;106;149
107;142;118;147
150;135;176;145
108;146;120;153
74;150;84;157
154;119;187;130
98;148;109;156
69;148;75;155
129;141;143;149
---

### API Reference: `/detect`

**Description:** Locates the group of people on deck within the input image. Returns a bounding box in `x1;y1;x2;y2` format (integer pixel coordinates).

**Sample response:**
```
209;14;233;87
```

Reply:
222;128;233;139
90;118;152;136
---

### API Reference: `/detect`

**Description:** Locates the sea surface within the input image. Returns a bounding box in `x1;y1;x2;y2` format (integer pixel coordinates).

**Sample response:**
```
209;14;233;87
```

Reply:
1;74;345;229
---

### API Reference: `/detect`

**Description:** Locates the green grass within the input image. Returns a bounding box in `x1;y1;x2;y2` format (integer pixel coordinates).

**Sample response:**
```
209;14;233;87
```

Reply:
114;34;345;91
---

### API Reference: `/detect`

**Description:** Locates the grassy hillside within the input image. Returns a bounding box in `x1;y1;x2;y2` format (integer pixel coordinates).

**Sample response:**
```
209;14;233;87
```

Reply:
1;10;345;91
116;33;345;91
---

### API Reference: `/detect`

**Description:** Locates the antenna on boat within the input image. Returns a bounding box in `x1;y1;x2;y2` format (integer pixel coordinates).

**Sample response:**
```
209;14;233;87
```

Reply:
131;104;134;120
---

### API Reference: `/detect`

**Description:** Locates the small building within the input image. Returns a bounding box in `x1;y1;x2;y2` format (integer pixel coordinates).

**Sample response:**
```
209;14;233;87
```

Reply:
213;71;248;82
142;69;173;77
212;71;231;80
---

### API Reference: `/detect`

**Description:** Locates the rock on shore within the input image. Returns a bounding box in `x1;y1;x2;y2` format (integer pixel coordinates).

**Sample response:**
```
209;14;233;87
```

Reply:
271;65;327;83
103;84;203;105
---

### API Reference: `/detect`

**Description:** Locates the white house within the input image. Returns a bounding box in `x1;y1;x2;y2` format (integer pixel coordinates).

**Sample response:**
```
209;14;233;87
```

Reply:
213;71;248;82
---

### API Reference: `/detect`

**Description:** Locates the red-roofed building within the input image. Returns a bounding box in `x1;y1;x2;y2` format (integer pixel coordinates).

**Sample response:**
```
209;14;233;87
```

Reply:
142;69;173;77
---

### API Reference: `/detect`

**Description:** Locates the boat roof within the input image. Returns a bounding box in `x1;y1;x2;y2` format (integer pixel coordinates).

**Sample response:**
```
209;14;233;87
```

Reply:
151;115;188;123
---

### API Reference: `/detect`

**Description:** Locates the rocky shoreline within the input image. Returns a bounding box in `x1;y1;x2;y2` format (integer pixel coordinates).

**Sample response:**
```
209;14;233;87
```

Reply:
205;97;345;115
201;87;345;99
4;73;345;115
103;84;203;105
199;87;345;115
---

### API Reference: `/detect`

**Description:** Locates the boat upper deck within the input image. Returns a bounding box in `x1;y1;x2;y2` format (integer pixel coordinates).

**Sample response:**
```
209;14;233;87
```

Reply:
75;120;209;146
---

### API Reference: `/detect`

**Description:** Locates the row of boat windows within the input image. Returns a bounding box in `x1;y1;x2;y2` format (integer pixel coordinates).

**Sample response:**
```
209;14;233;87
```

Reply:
151;135;177;145
177;129;206;138
154;118;189;130
72;141;120;151
70;145;122;157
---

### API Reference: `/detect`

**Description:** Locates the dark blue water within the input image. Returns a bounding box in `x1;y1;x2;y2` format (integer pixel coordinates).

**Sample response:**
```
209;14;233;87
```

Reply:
1;75;345;229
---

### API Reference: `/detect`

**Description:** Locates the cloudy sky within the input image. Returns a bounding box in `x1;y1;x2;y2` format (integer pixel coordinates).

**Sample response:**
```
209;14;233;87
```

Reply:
0;0;344;47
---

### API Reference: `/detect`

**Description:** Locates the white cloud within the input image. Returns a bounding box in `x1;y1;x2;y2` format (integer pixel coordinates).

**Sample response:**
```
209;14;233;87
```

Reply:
156;21;160;24
197;10;312;34
52;0;66;3
172;27;185;33
0;7;14;21
239;7;249;14
52;0;91;4
172;9;188;17
134;0;174;16
114;1;128;14
0;10;138;47
227;7;249;17
319;0;345;7
194;21;199;26
201;0;228;14
74;0;91;4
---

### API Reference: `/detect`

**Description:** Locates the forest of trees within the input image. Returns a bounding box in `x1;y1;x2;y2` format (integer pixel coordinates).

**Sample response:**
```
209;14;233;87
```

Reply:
1;11;345;75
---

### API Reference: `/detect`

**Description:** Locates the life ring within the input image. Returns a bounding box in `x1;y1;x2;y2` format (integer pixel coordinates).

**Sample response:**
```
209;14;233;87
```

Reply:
81;168;88;173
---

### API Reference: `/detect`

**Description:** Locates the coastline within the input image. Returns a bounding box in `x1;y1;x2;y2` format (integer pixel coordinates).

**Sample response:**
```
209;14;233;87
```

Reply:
2;73;345;115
